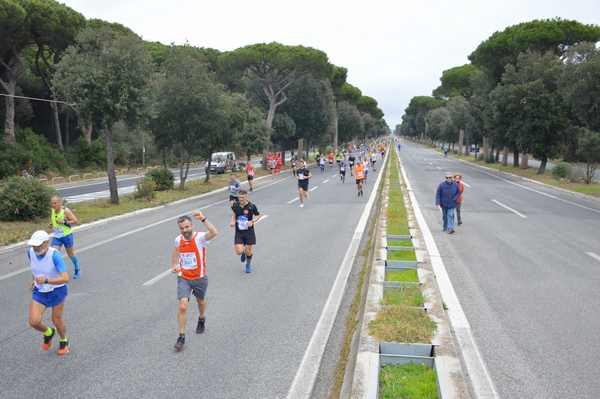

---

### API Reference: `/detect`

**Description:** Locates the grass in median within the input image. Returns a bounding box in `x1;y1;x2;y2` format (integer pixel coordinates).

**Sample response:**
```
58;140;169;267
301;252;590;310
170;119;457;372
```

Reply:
387;240;413;247
386;269;418;283
369;305;436;343
456;154;600;198
379;363;439;399
0;169;275;247
383;287;424;307
388;249;417;262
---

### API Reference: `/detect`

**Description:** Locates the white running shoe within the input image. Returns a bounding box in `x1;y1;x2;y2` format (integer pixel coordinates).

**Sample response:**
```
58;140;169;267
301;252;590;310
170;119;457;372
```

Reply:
299;203;304;208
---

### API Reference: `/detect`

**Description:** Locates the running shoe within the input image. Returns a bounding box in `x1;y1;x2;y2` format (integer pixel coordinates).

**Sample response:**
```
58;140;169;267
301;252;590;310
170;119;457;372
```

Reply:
57;339;69;356
299;203;304;208
41;327;55;351
240;252;246;263
174;335;185;352
196;317;205;334
73;268;80;279
245;264;252;273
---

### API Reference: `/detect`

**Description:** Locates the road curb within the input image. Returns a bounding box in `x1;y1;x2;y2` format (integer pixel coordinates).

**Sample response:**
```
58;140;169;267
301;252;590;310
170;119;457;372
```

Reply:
0;172;280;255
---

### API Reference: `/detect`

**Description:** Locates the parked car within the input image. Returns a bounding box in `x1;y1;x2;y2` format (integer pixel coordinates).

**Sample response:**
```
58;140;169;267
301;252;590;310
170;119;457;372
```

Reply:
206;152;238;174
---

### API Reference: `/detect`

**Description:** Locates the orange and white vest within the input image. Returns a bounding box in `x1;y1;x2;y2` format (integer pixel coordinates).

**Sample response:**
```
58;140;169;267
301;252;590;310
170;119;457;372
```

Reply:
178;233;206;280
355;164;365;180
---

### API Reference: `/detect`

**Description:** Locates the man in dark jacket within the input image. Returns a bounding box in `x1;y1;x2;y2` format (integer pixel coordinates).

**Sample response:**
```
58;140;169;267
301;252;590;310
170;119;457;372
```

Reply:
435;173;459;234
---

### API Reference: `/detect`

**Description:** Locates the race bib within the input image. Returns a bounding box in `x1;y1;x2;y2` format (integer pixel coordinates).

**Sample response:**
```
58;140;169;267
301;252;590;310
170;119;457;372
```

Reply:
180;252;198;270
52;228;64;238
237;215;249;230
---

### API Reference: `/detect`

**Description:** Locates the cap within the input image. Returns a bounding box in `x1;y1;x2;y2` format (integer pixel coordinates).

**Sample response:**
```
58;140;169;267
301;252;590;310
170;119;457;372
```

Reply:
445;173;453;178
27;230;50;246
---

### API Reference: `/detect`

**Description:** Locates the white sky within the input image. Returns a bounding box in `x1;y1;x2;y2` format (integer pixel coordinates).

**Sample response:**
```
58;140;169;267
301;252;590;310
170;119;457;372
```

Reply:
62;0;600;128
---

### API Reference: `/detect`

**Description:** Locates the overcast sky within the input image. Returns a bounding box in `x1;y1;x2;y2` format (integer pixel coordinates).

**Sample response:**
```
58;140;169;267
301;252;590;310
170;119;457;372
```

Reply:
62;0;600;128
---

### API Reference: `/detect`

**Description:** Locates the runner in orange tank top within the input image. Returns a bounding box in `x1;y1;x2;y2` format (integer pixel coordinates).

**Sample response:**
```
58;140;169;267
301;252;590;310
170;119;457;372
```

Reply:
354;160;365;197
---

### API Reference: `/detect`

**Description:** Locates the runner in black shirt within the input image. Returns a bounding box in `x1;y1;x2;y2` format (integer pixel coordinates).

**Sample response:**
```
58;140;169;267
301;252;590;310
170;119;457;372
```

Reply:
296;160;311;208
230;190;262;273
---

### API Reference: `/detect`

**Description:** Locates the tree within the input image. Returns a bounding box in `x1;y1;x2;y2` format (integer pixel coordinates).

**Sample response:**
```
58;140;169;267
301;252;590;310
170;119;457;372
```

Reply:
433;64;479;99
447;96;472;154
337;101;364;144
54;26;151;203
574;127;600;184
491;51;567;174
425;107;452;143
402;96;446;138
150;46;230;188
218;42;332;130
271;113;296;155
232;101;270;162
356;95;384;119
469;18;600;82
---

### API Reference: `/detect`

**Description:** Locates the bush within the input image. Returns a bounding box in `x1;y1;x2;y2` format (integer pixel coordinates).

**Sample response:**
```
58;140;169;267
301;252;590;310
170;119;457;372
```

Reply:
146;168;174;191
16;128;68;175
0;176;57;221
134;177;156;200
68;139;106;170
0;143;27;179
552;162;571;179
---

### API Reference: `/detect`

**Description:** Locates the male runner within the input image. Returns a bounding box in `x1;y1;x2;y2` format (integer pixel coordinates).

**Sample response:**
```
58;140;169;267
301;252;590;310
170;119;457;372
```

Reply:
291;159;297;177
26;230;70;356
370;153;377;171
228;174;241;204
319;156;326;173
348;154;355;177
355;159;365;197
172;211;218;352
49;195;81;279
245;162;255;192
297;160;311;208
339;159;346;183
230;190;262;273
363;158;369;185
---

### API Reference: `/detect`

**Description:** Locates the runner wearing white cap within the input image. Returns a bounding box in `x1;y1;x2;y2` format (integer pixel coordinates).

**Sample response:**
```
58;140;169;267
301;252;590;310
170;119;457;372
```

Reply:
26;230;70;355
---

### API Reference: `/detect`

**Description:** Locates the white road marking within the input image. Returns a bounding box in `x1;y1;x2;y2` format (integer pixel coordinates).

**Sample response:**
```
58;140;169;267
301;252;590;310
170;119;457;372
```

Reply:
399;150;500;399
287;197;299;204
287;151;388;399
322;179;329;184
309;186;318;192
491;199;527;218
462;181;472;188
436;166;442;170
0;178;289;281
255;214;269;224
586;252;600;263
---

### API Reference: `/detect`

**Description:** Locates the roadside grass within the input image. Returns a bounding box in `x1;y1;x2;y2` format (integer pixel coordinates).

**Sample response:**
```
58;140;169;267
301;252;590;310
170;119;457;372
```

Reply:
455;154;600;198
369;305;436;343
386;269;418;283
388;250;418;262
379;363;439;399
0;169;275;247
383;287;424;307
387;240;413;247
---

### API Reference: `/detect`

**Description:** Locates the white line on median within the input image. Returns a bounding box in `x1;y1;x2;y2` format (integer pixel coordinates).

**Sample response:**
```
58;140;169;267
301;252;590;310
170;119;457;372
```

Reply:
322;179;329;183
399;150;500;399
586;252;600;263
309;186;318;192
286;151;388;399
491;199;527;218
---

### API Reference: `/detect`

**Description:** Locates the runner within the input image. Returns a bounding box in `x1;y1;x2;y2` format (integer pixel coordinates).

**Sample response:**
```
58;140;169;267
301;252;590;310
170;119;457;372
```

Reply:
348;154;355;177
228;174;241;204
370;153;377;171
363;158;369;185
291;158;297;177
339;159;346;183
171;212;218;352
328;151;334;167
26;230;70;356
230;190;262;273
355;159;365;197
49;195;81;279
297;160;312;208
245;162;255;192
319;155;326;173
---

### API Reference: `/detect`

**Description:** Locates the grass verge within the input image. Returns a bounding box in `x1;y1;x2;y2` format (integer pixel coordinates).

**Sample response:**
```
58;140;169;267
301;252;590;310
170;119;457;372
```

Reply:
455;154;600;198
369;305;436;343
388;250;417;262
386;269;418;283
388;240;413;247
379;363;439;399
0;169;275;246
383;287;424;307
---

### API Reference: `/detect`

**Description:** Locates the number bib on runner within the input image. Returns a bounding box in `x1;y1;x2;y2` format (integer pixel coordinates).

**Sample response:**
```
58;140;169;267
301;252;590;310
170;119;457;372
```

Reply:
52;228;64;238
180;252;198;270
237;215;249;230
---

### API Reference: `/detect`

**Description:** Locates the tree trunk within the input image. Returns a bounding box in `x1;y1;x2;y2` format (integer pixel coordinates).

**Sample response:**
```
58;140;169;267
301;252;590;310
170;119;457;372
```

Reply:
2;79;16;144
464;136;469;156
537;155;547;175
482;136;490;161
297;138;304;161
513;150;519;167
64;111;70;147
82;121;93;144
502;147;509;166
180;158;190;190
458;128;464;155
520;153;529;169
204;150;213;183
105;126;119;204
495;148;500;163
333;108;339;154
51;100;63;150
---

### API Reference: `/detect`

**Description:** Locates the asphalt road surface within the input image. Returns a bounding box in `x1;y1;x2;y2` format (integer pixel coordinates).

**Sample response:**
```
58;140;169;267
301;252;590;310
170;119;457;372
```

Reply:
400;140;600;399
0;159;383;399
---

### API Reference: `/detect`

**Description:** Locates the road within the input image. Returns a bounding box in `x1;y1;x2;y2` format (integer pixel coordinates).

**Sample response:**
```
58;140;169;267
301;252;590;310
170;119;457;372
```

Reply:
0;160;383;399
400;140;600;399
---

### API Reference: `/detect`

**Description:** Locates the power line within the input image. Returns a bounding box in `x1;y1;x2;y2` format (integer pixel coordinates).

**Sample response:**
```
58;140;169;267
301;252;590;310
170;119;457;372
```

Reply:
0;93;75;106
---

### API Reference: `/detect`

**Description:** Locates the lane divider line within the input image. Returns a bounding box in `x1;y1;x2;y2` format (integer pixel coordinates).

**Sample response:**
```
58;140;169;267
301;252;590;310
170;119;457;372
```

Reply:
323;179;329;184
309;186;319;192
586;252;600;263
287;197;300;204
491;199;527;219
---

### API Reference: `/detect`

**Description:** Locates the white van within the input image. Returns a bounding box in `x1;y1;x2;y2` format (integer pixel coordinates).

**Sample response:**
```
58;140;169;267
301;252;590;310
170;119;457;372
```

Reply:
207;152;238;174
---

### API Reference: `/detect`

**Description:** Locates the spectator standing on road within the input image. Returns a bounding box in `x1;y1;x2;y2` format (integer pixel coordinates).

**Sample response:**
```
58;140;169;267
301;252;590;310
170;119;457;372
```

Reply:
245;162;255;192
454;174;465;226
435;173;459;234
